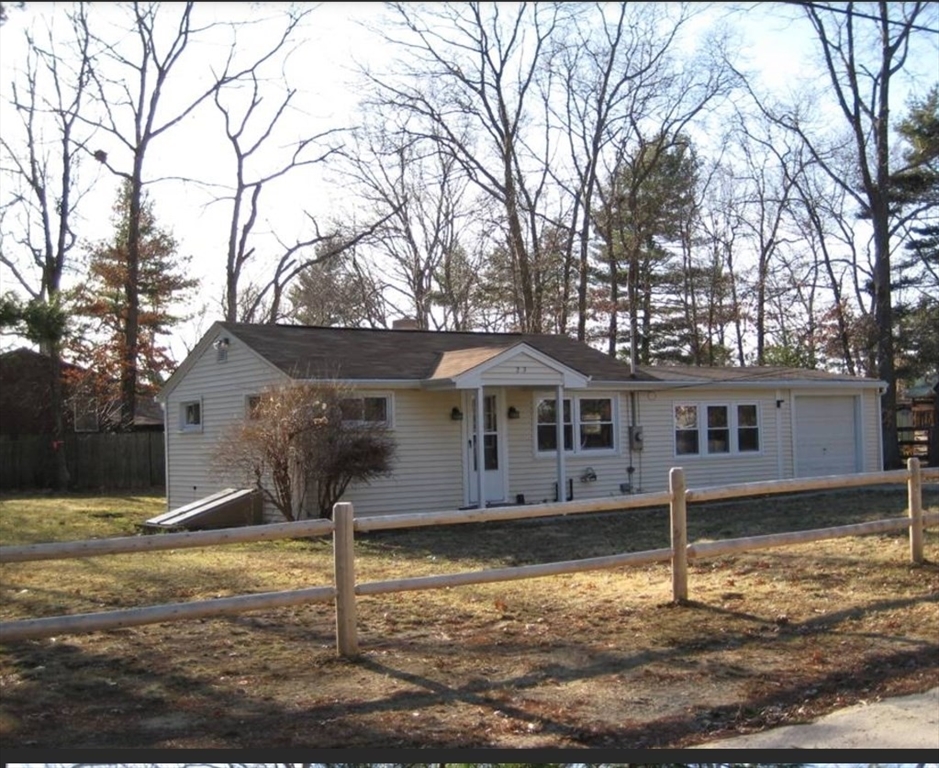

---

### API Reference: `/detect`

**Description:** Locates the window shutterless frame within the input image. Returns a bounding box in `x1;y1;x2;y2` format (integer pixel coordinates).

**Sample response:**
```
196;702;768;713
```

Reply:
179;399;203;432
534;393;616;455
339;393;394;428
673;401;761;457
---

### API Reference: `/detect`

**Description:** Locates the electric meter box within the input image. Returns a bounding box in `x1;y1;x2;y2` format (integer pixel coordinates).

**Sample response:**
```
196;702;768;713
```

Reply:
628;425;644;451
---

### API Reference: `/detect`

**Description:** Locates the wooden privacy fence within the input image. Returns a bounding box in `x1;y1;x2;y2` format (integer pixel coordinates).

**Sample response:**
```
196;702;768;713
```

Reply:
1;459;937;657
0;432;165;490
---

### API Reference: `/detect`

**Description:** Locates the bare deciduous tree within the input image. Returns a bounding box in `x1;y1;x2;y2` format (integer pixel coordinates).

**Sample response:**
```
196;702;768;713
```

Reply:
366;2;569;332
733;1;933;467
0;5;95;485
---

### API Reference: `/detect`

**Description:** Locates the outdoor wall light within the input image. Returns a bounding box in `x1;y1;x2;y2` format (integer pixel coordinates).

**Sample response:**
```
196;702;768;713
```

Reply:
214;336;230;349
450;406;463;421
507;406;520;419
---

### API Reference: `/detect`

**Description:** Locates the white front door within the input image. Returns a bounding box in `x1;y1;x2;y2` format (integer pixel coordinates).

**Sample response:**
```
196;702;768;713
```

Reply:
466;390;506;505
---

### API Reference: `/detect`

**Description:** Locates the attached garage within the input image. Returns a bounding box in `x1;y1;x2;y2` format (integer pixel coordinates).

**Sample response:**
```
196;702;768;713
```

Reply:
794;395;860;477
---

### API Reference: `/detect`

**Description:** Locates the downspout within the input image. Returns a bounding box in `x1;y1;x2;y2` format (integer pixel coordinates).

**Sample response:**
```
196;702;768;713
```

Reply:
775;388;784;480
476;386;485;508
556;383;565;502
628;308;639;493
789;388;798;478
161;399;170;510
628;389;639;492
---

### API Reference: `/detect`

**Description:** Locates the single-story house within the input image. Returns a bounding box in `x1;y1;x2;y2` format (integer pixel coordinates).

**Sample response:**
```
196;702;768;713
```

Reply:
157;321;886;519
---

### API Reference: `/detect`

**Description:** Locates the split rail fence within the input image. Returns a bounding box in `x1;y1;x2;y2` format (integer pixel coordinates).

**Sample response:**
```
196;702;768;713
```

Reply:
1;458;937;657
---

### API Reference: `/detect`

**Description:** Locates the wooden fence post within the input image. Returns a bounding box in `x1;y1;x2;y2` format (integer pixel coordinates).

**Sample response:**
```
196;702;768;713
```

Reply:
907;457;923;565
670;467;688;602
333;501;359;657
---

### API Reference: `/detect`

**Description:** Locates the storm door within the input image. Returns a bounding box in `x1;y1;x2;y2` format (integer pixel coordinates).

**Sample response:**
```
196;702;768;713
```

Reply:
466;391;506;504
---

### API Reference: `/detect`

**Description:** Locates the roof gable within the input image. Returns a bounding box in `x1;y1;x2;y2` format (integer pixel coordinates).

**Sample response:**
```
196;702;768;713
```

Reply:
428;343;590;388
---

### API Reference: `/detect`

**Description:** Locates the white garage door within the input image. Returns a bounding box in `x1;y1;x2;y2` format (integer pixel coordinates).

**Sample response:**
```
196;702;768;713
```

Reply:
795;395;859;477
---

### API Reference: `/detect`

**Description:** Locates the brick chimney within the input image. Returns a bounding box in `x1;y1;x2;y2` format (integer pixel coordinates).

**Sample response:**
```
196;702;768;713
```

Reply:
392;318;421;330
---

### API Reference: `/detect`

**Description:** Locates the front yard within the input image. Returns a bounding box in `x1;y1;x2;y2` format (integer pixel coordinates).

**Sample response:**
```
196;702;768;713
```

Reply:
1;485;937;748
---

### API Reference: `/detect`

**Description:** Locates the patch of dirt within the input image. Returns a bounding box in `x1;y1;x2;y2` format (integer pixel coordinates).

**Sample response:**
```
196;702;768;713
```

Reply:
1;488;937;748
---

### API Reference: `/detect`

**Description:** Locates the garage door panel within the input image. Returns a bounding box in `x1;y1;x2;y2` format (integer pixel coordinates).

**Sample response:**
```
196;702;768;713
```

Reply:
795;396;858;477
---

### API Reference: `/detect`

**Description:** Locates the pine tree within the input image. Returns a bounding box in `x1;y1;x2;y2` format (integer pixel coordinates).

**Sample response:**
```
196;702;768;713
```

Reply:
66;180;198;430
891;86;938;386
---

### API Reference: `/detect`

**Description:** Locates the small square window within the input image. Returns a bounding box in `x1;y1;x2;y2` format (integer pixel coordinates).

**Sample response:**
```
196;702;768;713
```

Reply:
180;400;202;431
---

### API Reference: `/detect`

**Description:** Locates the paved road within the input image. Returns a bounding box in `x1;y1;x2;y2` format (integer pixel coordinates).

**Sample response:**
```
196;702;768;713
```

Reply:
693;686;939;749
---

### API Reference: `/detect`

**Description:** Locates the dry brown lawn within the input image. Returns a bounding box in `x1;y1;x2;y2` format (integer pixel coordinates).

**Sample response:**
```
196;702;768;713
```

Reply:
0;484;937;748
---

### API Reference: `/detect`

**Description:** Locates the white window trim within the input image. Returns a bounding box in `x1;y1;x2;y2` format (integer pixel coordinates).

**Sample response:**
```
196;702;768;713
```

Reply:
533;392;617;457
179;399;203;433
341;392;394;429
673;401;762;458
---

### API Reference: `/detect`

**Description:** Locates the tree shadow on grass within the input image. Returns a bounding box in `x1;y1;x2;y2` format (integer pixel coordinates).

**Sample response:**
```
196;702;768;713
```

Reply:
6;586;934;749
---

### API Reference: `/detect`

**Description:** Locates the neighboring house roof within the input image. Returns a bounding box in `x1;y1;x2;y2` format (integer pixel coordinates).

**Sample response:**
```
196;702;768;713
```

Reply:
0;347;84;436
159;321;886;399
0;346;165;432
0;346;84;374
133;396;165;428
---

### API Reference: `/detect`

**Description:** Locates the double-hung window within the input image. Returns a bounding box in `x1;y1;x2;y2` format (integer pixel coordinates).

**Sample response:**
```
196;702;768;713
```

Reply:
536;394;615;454
674;402;760;456
675;404;699;455
579;398;614;449
737;404;760;451
339;395;391;427
536;398;572;452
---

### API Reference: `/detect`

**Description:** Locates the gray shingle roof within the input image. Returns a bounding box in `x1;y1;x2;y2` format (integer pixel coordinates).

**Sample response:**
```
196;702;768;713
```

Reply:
223;322;653;382
221;322;882;388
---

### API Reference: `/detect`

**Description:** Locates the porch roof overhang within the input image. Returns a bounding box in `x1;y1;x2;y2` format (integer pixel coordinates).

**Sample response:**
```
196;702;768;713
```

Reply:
421;342;590;390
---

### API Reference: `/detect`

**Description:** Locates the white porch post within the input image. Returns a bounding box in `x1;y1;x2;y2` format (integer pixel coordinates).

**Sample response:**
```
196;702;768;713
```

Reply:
476;385;485;508
556;383;565;502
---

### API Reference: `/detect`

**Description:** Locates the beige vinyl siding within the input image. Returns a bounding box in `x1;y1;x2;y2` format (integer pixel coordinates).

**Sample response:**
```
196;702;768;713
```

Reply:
504;389;635;504
861;388;883;471
484;352;564;386
340;389;464;516
165;336;287;512
636;389;783;493
777;390;795;479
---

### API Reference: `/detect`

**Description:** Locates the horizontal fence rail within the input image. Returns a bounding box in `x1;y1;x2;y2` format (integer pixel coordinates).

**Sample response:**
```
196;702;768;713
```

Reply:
686;516;933;559
1;460;936;653
0;586;336;641
0;517;334;564
355;548;676;597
